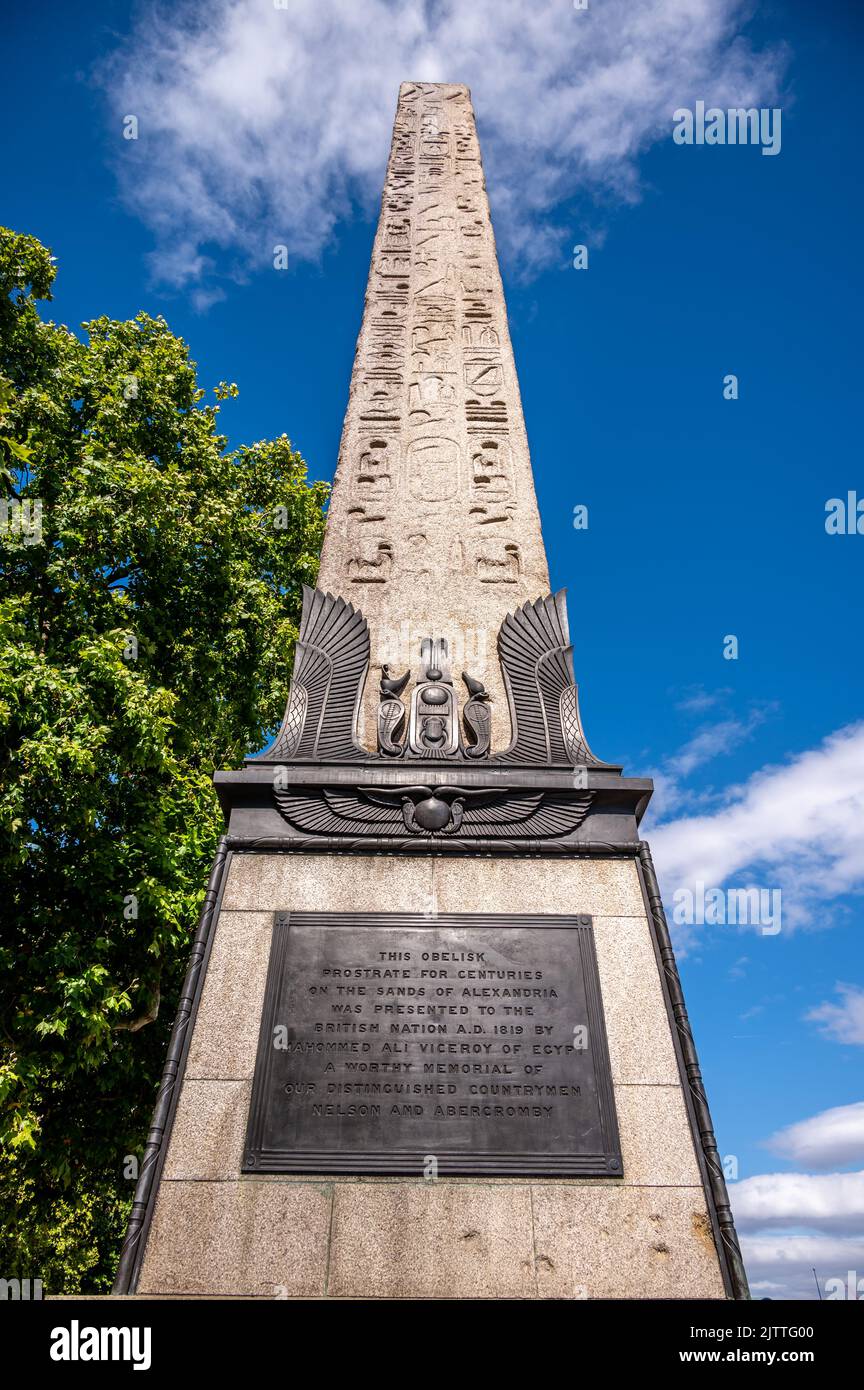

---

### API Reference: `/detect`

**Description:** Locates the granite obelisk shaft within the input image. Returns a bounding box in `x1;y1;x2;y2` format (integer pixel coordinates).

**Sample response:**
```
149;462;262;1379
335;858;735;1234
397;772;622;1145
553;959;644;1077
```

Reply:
318;82;549;743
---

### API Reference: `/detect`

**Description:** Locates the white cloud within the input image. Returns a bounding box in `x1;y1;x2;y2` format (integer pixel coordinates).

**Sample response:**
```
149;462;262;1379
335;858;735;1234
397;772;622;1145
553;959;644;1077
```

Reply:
807;984;864;1047
763;1103;864;1171
733;1168;864;1229
99;0;785;292
732;1163;864;1298
650;722;864;933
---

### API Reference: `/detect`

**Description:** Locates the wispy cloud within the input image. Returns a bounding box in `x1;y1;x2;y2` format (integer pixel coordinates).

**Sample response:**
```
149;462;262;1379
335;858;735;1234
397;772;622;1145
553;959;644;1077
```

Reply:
806;984;864;1047
641;692;777;824
673;685;734;715
665;708;773;779
650;722;864;933
98;0;785;295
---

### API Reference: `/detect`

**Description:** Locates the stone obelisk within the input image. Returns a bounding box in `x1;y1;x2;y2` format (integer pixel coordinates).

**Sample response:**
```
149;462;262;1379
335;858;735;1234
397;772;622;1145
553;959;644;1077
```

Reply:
317;81;548;747
115;83;748;1301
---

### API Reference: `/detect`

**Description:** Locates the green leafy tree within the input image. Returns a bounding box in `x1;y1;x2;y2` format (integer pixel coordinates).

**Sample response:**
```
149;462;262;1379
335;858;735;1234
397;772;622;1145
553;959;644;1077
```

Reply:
0;227;328;1290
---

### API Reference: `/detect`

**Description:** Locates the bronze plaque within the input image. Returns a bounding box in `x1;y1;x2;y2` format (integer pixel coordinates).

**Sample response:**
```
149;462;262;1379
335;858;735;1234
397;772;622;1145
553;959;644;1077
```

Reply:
243;912;621;1176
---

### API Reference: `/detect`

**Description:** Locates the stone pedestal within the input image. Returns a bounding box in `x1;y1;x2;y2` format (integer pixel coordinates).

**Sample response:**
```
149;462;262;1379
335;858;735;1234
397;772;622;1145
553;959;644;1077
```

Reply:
129;853;732;1299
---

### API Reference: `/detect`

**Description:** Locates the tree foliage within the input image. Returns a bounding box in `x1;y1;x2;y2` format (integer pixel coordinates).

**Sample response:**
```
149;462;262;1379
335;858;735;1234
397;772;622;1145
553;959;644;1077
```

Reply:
0;227;327;1289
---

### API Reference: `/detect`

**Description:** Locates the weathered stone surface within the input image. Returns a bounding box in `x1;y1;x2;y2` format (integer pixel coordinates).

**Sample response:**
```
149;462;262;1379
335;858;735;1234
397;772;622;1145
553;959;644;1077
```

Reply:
592;917;681;1085
137;1180;332;1298
327;1181;536;1298
531;1185;726;1300
220;851;435;914
185;912;272;1080
431;854;647;919
614;1085;703;1186
221;851;645;918
316;81;549;747
162;1080;250;1180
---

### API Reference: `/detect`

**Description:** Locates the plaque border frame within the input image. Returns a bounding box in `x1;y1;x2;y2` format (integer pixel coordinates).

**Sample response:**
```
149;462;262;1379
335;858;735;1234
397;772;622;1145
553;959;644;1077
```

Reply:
242;910;622;1177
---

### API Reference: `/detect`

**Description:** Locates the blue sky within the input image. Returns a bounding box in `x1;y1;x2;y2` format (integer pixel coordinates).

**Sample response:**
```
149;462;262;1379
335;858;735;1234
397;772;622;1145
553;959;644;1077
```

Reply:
5;0;863;1297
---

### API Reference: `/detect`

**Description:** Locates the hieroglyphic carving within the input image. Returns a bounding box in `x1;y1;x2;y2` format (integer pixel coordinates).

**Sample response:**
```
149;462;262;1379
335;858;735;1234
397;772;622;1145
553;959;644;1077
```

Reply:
477;541;521;583
401;533;431;578
347;504;387;534
354;437;393;498
364;311;406;369
405;436;460;503
382;216;411;249
348;541;393;584
466;396;508;427
377;665;410;757
321;80;549;623
471;438;513;499
407;638;460;759
462;323;499;348
356;371;401;424
469;429;514;527
461;672;492;758
464;356;504;396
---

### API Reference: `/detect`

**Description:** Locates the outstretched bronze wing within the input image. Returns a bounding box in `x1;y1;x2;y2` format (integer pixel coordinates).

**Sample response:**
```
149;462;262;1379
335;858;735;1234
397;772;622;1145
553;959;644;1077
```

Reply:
274;782;594;840
252;586;369;762
457;789;593;836
275;786;404;835
494;590;610;767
